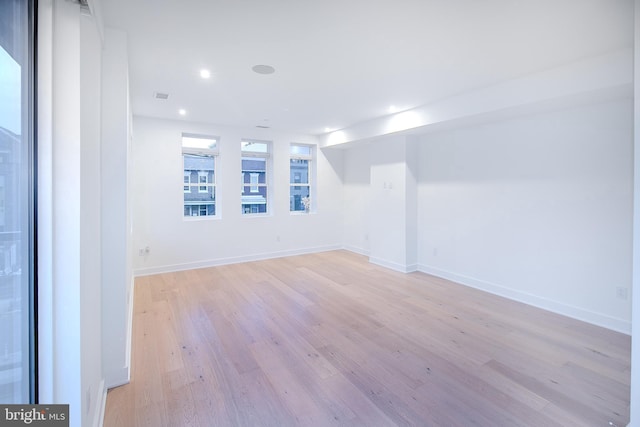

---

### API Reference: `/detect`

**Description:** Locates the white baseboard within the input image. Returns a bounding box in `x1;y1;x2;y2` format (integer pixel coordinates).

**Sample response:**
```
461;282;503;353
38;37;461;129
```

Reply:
104;366;130;390
369;256;418;274
93;379;106;427
417;263;631;335
341;244;370;257
133;244;342;277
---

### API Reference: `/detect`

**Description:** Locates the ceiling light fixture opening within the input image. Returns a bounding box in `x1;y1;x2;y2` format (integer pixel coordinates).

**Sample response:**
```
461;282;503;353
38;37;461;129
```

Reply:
200;69;211;79
178;109;187;116
252;64;275;75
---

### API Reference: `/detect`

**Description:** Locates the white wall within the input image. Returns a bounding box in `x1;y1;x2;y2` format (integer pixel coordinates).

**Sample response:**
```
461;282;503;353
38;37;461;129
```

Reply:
342;144;371;255
80;10;104;427
369;137;410;270
628;1;639;425
101;28;133;390
417;99;633;333
37;0;54;406
132;116;343;275
49;1;82;424
37;1;107;426
366;135;419;272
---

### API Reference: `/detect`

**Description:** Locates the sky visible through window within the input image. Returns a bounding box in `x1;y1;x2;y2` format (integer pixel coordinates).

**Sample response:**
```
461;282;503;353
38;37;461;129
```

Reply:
0;45;21;135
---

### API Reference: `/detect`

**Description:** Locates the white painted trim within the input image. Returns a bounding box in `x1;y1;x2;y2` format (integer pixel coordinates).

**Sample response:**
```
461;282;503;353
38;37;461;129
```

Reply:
105;367;130;390
418;263;631;335
342;245;370;257
629;2;640;425
103;277;133;389
37;0;54;404
92;379;106;427
125;276;135;378
369;257;418;274
133;244;341;277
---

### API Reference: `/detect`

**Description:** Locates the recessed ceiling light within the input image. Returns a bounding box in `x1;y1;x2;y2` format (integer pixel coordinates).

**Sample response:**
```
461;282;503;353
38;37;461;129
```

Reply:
178;109;187;116
252;64;276;75
200;69;211;79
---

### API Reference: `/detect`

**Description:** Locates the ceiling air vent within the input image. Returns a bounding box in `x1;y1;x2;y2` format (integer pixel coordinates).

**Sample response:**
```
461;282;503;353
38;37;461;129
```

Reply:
154;92;169;100
256;125;270;129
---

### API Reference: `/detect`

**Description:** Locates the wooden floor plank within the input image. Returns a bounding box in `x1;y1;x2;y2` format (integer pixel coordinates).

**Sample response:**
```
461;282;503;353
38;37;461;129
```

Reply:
104;250;631;426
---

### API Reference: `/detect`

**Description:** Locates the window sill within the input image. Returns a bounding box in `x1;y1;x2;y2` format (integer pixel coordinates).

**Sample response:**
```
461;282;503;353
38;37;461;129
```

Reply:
241;213;272;218
183;215;219;221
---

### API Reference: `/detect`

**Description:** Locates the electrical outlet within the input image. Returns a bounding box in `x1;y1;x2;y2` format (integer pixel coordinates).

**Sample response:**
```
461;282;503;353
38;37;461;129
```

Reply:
139;246;150;256
616;287;628;300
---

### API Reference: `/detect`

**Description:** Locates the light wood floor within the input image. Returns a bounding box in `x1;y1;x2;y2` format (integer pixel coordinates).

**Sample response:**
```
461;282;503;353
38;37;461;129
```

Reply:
104;250;631;427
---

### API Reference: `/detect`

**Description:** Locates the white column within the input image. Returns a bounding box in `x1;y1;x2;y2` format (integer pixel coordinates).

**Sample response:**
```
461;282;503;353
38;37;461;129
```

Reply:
50;0;83;424
368;135;418;272
629;2;640;426
101;28;133;389
37;0;54;405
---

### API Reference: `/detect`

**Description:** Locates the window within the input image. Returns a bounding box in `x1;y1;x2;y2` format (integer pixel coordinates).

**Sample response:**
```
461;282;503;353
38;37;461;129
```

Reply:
183;172;190;192
0;0;36;403
241;140;270;214
198;172;208;193
249;173;259;193
290;144;314;212
182;133;218;217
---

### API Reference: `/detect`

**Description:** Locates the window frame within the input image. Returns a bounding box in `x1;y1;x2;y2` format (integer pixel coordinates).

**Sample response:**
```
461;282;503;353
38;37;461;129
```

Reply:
198;171;208;193
249;173;259;193
183;172;190;193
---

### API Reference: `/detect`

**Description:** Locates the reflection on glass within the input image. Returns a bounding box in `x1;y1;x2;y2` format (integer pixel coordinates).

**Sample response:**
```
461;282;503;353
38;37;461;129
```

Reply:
183;154;216;217
0;0;32;404
290;159;310;212
241;157;268;214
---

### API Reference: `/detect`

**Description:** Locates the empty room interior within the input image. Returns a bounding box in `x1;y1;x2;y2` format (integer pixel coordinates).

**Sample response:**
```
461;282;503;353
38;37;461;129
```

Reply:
31;0;640;426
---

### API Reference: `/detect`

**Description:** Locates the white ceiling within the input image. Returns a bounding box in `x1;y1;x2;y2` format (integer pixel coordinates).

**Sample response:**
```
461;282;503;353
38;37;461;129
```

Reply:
100;0;633;136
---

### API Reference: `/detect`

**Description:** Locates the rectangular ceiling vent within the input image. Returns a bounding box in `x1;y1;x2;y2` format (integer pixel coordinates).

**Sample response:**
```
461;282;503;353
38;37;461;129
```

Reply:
256;125;270;129
154;92;169;100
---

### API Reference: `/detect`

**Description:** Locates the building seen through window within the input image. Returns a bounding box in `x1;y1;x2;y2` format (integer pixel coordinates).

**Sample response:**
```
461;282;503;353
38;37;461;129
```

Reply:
182;134;217;217
241;140;269;214
290;144;313;212
0;0;35;403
